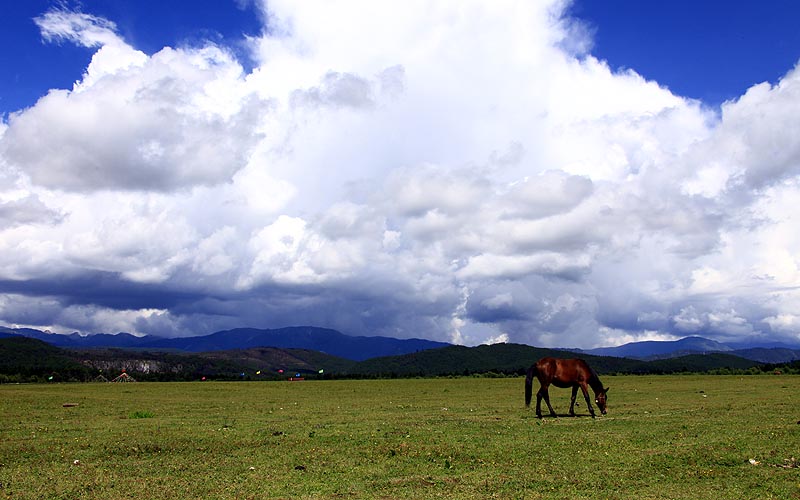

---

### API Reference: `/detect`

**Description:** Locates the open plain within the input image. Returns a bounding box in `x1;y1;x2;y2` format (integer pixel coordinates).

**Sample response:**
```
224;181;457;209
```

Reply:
1;375;798;499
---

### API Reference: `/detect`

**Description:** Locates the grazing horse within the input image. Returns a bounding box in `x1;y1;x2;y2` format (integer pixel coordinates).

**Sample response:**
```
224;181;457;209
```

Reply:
525;357;608;418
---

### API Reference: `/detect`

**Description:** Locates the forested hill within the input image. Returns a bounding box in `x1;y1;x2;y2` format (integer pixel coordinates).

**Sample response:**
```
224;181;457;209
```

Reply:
0;336;91;381
347;343;762;377
1;337;787;383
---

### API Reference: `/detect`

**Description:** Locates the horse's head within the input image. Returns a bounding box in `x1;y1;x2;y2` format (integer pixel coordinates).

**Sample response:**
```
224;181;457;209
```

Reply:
594;387;609;415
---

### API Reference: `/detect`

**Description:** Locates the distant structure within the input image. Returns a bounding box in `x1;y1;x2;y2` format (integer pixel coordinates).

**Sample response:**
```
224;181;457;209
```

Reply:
94;374;109;383
111;372;137;382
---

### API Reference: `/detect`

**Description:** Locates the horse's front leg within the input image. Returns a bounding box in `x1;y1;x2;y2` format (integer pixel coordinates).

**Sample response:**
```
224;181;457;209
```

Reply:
580;384;596;418
569;386;579;416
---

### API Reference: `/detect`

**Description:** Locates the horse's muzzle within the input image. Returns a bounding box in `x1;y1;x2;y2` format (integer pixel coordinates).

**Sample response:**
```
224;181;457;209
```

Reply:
601;409;607;415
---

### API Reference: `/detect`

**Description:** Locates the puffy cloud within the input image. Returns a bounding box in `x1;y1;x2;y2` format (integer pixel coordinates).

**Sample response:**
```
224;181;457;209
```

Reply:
1;2;799;348
291;71;378;110
3;11;266;192
0;195;63;228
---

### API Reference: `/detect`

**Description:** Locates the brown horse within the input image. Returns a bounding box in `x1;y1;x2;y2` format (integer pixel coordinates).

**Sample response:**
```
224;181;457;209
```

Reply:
525;357;609;418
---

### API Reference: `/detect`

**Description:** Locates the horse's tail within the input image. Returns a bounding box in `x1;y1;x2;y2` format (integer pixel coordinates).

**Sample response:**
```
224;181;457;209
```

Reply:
524;364;537;407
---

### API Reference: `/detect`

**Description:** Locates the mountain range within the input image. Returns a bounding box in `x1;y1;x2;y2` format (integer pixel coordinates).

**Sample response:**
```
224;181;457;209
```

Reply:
1;326;799;364
0;326;449;361
575;335;800;363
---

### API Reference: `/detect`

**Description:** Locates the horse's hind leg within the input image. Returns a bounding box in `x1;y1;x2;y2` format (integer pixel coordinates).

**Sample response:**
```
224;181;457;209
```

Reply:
535;388;544;418
569;386;578;416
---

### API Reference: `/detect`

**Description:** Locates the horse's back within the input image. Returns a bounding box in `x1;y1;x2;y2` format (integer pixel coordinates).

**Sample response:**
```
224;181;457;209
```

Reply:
537;357;592;386
535;357;558;371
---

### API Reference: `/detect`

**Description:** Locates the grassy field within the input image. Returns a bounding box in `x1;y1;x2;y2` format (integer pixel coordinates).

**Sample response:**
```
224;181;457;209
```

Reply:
0;375;798;499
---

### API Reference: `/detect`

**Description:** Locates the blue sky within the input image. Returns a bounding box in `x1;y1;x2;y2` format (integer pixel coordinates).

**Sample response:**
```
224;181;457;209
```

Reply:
572;0;800;106
573;0;800;105
1;1;800;348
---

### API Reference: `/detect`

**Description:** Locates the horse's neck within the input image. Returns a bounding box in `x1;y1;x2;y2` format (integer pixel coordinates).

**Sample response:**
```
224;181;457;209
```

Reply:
587;372;603;394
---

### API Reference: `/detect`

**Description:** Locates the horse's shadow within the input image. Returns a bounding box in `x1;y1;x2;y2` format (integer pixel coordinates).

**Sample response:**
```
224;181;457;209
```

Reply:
539;413;596;419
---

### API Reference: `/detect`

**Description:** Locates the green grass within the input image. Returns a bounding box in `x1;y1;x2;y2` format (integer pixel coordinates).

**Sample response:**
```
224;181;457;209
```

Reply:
129;410;155;419
1;376;798;499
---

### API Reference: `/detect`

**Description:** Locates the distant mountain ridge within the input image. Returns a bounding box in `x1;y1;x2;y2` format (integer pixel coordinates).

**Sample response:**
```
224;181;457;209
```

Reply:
581;336;733;358
577;335;800;363
2;326;799;364
0;326;449;361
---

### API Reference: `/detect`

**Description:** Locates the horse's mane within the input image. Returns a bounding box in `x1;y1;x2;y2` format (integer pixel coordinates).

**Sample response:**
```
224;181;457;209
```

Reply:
586;363;604;393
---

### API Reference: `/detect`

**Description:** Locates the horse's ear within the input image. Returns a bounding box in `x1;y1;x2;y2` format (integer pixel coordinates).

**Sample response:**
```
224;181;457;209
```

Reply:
604;387;610;393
